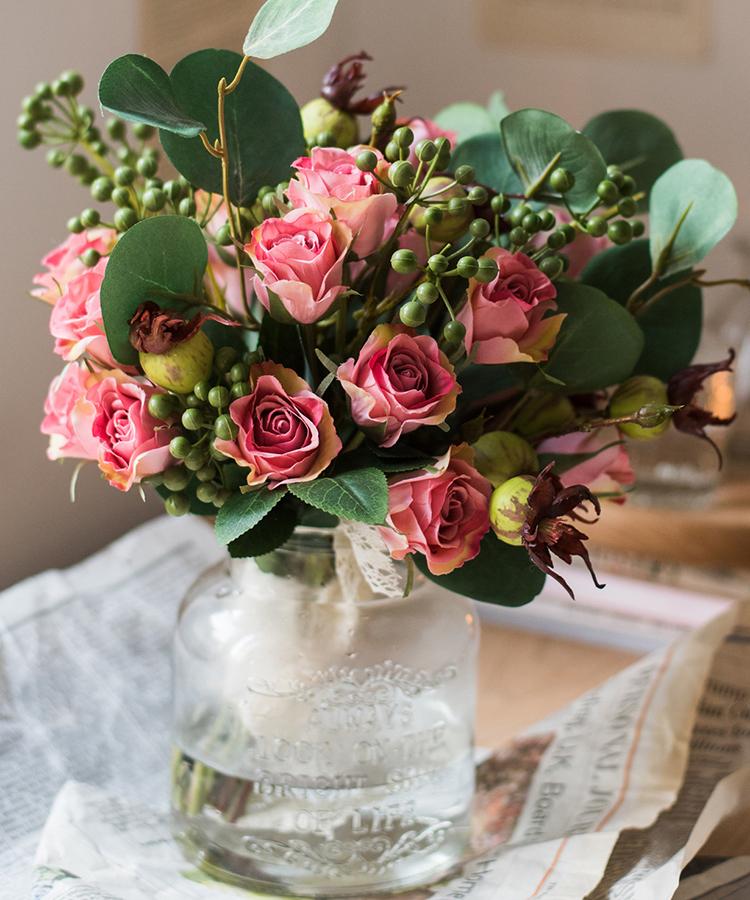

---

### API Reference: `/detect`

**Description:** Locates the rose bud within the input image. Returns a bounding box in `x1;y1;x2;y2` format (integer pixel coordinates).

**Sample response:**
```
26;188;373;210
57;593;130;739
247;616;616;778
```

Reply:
409;177;474;243
129;301;214;394
609;375;671;440
472;431;539;488
301;97;358;148
667;350;737;466
489;475;534;545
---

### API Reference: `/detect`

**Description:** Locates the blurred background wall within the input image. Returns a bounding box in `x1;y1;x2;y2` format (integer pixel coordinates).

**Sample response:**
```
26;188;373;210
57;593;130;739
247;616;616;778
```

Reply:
3;0;749;587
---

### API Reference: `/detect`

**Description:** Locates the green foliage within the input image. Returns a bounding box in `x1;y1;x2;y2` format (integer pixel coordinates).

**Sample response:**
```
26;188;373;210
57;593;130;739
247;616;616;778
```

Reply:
450;132;524;195
289;468;388;524
582;240;702;379
160;50;305;206
582;109;683;199
156;480;214;516
100;216;208;366
649;159;738;277
227;498;299;557
434;91;510;144
243;0;340;59
501;109;607;213
538;440;624;475
98;55;206;137
215;486;285;545
258;314;304;375
540;282;644;392
415;533;545;606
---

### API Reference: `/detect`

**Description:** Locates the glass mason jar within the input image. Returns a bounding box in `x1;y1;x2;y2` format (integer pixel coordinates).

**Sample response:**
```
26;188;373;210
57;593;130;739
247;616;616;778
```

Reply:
170;527;479;897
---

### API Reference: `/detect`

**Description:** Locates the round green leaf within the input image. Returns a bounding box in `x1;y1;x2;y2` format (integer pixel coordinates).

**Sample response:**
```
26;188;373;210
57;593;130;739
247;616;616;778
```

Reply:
451;132;524;195
98;55;206;137
541;281;644;392
243;0;339;59
415;533;545;607
501;109;607;213
435;103;497;145
582;109;682;199
100;216;208;366
582;240;702;379
160;50;305;206
649;159;737;277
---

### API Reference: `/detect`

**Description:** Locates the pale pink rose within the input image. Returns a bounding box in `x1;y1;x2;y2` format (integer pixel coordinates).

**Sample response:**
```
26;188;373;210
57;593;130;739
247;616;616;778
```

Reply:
41;364;100;462
287;147;398;258
338;324;460;448
380;444;491;576
33;228;116;304
397;117;457;166
71;369;176;491
196;191;253;316
537;428;635;503
458;247;566;365
214;362;341;488
48;259;117;366
246;208;352;324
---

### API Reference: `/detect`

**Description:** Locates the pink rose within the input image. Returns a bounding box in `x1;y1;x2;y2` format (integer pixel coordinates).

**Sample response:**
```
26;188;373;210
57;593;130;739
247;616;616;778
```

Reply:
287;147;398;258
247;208;352;324
33;228;116;304
537;428;635;503
72;370;176;491
397;117;456;166
338;324;460;448
196;191;253;316
458;247;566;365
48;259;117;366
214;362;342;488
380;445;491;576
41;364;100;462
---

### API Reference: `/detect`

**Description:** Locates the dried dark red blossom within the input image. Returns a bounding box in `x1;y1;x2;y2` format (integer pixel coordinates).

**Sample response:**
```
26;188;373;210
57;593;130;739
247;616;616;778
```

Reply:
129;302;203;354
667;350;736;467
522;463;604;600
320;51;402;114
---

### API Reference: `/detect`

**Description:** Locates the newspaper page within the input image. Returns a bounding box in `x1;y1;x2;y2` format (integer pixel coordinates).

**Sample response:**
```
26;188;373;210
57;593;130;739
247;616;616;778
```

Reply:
1;516;748;899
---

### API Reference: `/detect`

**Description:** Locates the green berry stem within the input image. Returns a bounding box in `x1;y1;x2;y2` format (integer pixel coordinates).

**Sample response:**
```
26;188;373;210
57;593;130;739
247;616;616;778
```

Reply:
524;151;562;201
436;282;456;322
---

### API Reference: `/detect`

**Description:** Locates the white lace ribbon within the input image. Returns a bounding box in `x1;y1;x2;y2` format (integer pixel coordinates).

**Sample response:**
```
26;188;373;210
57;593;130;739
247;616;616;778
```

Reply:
334;521;404;601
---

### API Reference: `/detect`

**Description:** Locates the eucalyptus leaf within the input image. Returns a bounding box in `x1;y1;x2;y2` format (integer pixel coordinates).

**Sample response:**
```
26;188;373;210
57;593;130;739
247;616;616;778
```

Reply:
487;90;511;124
215;487;285;545
451;132;524;195
540;281;644;392
160;50;305;205
582;109;682;199
582;240;702;379
243;0;339;59
501;109;607;213
100;216;208;366
649;159;737;277
416;533;545;607
289;468;388;524
98;55;206;137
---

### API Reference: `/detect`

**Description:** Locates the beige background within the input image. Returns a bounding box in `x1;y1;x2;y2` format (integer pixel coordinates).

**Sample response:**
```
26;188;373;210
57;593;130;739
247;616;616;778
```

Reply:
3;0;749;588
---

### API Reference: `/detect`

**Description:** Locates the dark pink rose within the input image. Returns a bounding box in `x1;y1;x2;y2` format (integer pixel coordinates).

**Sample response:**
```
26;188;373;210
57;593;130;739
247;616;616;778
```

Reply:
214;363;342;488
72;370;176;491
41;364;99;462
338;324;460;448
380;445;491;575
33;228;116;304
537;428;635;503
458;247;566;365
246;208;352;324
288;147;397;257
48;259;117;366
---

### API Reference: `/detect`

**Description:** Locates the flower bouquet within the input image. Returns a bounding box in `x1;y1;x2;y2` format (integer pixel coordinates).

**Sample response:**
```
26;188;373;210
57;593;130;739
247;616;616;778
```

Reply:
19;0;742;893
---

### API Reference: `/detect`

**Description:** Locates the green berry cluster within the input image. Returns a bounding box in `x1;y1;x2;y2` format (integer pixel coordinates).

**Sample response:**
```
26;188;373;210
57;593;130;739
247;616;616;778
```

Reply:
150;345;257;516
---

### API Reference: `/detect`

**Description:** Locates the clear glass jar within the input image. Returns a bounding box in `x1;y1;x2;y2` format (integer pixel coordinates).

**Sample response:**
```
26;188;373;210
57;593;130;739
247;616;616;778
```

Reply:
170;527;479;897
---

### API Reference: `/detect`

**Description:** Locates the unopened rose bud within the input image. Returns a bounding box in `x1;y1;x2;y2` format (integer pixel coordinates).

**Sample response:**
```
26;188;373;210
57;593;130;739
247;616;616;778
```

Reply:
610;375;670;440
140;331;214;395
514;393;576;442
489;475;535;546
473;431;539;488
409;177;474;243
300;97;358;148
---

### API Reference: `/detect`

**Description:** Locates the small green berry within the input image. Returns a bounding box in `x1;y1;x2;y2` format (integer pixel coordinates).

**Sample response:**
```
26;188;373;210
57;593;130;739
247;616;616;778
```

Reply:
509;204;532;227
457;256;479;279
491;194;510;214
391;248;419;274
169;436;192;460
416;282;439;304
111;186;132;208
143;188;167;212
470;217;491;239
384;141;401;162
65;154;87;176
510;226;529;246
434;137;451;170
165;493;190;517
620;175;637;196
229;362;248;384
539;255;564;279
106;118;126;140
181;408;203;431
162;467;192;492
454;164;475;185
389;160;415;188
81;248;100;268
587;216;608;237
540;210;557;231
475;256;499;284
67;216;84;234
400;299;427;327
231;382;251;400
549;168;575;193
80;208;100;228
61;70;84;95
164;180;183;202
394;126;414;148
114;165;136;186
214;414;238;441
521;213;542;234
443;320;466;343
215;223;233;246
196;482;218;504
560;224;577;244
428;254;449;275
193;381;211;402
632;220;646;238
547;230;566;250
46;148;66;168
137;155;158;178
468;185;488;206
424;206;443;227
597;179;620;205
179;197;197;217
184;448;208;471
208;385;230;408
133;122;155;140
148;393;177;421
415;139;437;162
618;197;637;218
608;219;633;245
114;207;137;232
356;150;378;172
91;177;114;202
195;465;215;483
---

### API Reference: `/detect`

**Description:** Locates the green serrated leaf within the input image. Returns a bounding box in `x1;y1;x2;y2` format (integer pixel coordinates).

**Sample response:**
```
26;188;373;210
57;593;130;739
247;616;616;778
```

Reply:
160;50;305;206
501;108;607;213
228;499;298;557
100;216;208;366
415;532;545;606
243;0;339;59
98;55;206;137
649;159;737;277
289;468;388;524
215;487;285;545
